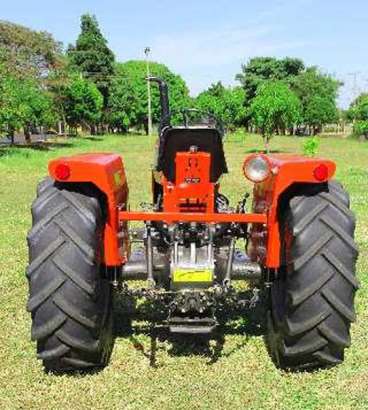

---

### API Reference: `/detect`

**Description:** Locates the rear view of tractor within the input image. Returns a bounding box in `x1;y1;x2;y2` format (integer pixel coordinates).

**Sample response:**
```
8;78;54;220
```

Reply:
26;77;358;372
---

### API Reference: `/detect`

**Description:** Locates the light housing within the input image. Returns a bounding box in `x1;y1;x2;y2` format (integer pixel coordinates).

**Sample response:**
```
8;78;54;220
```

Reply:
243;155;271;183
55;163;71;180
313;163;328;181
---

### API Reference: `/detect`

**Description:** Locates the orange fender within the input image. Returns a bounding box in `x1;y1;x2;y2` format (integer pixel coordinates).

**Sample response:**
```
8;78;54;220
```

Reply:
247;154;336;268
49;153;129;266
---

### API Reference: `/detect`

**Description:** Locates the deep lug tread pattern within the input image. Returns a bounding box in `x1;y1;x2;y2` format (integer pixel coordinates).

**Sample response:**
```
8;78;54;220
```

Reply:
282;337;328;357
38;344;70;361
26;178;114;372
322;250;359;289
267;180;358;371
318;323;351;348
31;312;67;341
292;232;333;271
53;257;96;296
313;351;342;365
56;330;99;353
285;309;330;336
36;177;54;196
321;289;356;322
27;276;66;312
53;295;97;330
288;270;333;306
26;237;65;277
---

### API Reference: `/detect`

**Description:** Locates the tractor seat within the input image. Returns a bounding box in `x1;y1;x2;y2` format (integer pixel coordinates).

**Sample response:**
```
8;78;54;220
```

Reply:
156;127;228;183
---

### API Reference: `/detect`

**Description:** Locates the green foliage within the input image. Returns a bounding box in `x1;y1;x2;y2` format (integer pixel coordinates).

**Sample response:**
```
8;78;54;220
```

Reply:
195;82;246;129
105;74;135;132
348;93;368;121
236;58;340;132
236;57;305;103
109;61;190;132
57;74;103;129
347;93;368;139
291;67;340;132
302;136;320;156
0;18;345;140
250;81;300;148
0;66;55;140
353;121;368;139
67;14;115;105
0;20;62;79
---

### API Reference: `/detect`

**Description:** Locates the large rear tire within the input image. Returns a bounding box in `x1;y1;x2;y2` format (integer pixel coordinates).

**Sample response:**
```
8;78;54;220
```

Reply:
267;181;359;370
27;178;114;372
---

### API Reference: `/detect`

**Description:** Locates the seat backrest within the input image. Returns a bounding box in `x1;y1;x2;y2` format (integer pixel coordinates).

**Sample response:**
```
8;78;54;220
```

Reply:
156;127;228;183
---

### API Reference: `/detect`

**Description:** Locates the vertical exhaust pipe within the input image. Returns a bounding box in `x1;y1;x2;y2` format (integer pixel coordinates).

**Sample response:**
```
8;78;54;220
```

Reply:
147;77;170;132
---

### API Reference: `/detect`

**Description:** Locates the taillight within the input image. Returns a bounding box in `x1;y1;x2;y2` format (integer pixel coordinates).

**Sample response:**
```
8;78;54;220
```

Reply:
313;164;328;181
243;155;271;183
55;163;71;180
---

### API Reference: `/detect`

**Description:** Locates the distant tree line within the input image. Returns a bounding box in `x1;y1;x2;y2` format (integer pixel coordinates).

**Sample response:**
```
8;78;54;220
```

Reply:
345;93;368;140
0;15;362;143
0;16;190;141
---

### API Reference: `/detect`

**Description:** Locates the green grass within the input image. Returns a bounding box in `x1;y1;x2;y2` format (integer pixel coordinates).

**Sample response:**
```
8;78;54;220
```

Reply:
0;132;367;409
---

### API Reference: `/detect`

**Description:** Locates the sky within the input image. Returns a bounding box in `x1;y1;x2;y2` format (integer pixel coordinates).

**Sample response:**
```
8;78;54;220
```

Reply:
1;0;368;107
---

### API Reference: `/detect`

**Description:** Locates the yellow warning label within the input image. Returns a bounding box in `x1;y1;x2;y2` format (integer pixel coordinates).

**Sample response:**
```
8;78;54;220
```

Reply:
172;268;213;283
114;171;122;186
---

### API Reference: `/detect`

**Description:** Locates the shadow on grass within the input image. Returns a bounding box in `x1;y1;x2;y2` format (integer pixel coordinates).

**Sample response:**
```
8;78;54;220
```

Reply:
113;290;267;368
83;136;105;141
0;141;73;156
244;148;285;154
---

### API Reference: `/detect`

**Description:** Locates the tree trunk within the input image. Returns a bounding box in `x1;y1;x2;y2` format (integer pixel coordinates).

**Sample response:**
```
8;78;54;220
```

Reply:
24;126;32;144
8;127;15;145
263;135;270;153
144;120;149;136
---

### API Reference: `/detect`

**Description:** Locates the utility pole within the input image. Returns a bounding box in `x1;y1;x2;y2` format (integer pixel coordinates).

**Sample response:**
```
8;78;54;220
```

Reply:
145;47;152;136
348;71;361;102
347;72;361;127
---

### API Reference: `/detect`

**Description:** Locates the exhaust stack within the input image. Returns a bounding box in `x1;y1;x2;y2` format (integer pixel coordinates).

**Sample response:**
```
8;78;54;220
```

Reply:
147;76;170;132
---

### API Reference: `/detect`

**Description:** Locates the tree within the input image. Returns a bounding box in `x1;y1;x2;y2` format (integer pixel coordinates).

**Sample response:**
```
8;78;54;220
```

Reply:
58;74;103;132
291;67;340;134
347;93;368;139
0;72;26;143
0;20;62;79
109;61;190;133
19;80;56;142
195;82;246;129
105;72;136;133
236;57;305;103
250;81;301;150
0;66;56;143
303;95;338;134
67;14;115;107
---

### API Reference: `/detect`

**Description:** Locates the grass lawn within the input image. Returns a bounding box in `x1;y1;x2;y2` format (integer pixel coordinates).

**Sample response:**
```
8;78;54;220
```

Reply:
0;132;367;409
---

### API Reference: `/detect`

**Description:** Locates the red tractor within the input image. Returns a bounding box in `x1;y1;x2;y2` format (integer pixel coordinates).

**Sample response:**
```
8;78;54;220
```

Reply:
26;78;358;372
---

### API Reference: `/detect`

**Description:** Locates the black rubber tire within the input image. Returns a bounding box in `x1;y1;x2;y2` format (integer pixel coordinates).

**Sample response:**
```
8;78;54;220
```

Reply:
26;177;114;372
267;181;359;370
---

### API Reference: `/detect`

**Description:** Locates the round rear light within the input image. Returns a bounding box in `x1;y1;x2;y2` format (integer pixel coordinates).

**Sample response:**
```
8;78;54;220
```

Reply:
313;164;328;181
55;163;71;180
243;155;271;183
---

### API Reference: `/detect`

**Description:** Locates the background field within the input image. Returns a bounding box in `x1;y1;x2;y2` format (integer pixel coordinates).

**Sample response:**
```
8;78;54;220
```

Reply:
0;132;367;410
